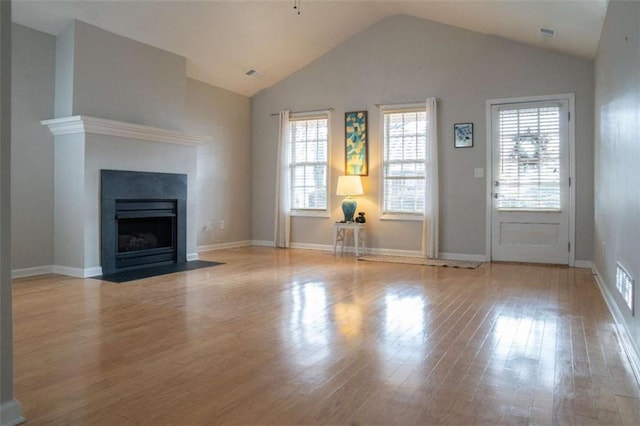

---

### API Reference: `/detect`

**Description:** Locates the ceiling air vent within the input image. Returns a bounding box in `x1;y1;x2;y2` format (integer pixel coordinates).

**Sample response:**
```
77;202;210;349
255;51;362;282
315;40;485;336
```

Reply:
245;69;262;77
540;27;555;38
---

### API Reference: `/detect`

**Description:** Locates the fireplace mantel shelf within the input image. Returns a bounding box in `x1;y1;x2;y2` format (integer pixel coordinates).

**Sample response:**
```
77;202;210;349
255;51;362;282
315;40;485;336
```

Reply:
41;115;211;146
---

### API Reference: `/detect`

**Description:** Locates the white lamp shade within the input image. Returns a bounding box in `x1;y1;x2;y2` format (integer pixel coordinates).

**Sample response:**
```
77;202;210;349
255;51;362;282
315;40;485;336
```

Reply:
336;176;364;196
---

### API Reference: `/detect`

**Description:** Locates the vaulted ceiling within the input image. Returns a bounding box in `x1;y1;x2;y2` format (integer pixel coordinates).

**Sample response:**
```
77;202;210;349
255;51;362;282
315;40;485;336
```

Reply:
12;1;608;97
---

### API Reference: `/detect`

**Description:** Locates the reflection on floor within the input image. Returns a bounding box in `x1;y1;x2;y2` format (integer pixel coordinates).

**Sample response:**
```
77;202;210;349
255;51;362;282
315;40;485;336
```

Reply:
12;247;640;425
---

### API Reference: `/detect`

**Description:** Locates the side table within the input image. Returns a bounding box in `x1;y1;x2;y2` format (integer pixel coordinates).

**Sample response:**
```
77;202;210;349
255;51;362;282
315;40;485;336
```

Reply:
333;222;366;256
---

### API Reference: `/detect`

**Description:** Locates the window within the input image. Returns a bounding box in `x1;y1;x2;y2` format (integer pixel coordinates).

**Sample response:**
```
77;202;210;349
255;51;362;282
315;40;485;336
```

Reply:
497;105;561;210
381;108;426;217
289;114;329;214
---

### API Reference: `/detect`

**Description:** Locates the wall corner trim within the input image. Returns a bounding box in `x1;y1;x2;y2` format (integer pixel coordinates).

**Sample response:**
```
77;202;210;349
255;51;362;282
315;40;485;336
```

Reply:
41;115;211;146
592;263;640;388
0;398;25;426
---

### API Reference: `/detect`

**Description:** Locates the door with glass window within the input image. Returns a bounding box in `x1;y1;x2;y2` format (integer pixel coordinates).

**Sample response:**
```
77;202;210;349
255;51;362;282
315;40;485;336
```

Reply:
491;100;570;264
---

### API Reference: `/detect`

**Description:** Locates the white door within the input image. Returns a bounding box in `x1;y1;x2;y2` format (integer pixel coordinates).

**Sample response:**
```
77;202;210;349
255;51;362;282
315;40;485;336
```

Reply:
491;99;571;264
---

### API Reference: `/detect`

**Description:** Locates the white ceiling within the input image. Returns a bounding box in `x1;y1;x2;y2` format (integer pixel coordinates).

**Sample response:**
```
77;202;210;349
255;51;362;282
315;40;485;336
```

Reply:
12;0;608;97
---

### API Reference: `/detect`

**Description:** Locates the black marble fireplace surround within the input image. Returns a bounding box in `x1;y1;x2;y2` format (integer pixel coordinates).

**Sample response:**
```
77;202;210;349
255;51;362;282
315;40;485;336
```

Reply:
101;170;187;276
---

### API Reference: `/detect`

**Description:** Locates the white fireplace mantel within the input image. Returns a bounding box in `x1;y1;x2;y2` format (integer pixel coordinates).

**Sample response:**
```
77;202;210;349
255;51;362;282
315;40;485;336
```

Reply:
41;115;211;146
44;115;203;278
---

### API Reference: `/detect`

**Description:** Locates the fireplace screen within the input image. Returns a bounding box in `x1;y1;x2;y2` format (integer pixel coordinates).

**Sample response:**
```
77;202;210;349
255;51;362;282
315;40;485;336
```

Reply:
113;199;178;270
118;217;174;253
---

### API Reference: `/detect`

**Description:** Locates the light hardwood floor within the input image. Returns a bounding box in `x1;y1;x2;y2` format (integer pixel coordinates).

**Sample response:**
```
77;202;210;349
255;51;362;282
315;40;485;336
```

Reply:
12;247;640;425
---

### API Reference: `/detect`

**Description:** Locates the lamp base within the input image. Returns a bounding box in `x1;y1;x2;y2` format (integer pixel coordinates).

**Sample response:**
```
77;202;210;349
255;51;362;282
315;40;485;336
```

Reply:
342;197;357;222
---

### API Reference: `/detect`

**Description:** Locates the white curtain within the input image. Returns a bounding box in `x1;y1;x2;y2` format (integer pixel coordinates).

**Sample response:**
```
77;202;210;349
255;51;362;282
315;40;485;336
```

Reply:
274;110;291;248
422;98;439;258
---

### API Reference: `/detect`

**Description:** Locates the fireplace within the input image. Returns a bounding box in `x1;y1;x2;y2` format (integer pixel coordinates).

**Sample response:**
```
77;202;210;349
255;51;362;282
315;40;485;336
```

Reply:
101;170;187;275
115;200;177;269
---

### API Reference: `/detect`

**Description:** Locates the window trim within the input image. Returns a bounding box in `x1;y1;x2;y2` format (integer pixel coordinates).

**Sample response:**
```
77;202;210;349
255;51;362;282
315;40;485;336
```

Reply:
290;209;330;218
379;104;427;221
288;111;331;217
379;212;423;222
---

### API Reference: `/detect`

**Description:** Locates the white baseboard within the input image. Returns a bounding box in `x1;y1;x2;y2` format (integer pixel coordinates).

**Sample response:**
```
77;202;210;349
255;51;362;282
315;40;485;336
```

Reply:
290;242;333;252
574;260;594;269
439;252;486;262
12;264;101;279
12;265;54;279
198;240;252;252
367;247;422;257
84;266;102;277
251;240;275;247
249;242;484;260
0;398;25;426
186;252;199;261
9;249;531;279
291;243;422;257
592;263;640;387
52;265;102;278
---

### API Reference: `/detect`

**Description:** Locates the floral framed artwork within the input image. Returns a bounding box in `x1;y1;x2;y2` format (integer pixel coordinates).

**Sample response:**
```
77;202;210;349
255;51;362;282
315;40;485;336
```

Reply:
345;111;368;176
454;122;474;148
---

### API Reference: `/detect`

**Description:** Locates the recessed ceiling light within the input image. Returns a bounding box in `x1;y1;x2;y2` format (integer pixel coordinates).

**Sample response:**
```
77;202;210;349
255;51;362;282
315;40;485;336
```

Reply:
540;27;555;38
245;69;262;77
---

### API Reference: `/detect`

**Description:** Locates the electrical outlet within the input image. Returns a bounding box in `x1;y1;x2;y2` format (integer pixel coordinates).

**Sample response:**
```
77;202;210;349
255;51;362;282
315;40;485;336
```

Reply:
474;168;484;178
219;220;225;230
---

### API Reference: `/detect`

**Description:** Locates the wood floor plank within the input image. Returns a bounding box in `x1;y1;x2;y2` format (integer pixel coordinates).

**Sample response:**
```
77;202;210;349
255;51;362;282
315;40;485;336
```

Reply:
11;247;640;425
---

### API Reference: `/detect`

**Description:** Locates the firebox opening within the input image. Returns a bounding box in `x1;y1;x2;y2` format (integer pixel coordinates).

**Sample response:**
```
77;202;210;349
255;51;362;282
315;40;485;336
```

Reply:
117;217;174;253
113;199;178;270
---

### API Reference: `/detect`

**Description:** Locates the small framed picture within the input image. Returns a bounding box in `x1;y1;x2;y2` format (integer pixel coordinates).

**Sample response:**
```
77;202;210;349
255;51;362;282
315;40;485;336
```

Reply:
454;123;473;148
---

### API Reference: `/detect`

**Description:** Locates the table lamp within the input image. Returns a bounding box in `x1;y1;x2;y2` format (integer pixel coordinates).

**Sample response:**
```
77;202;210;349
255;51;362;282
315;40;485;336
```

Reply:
336;176;364;222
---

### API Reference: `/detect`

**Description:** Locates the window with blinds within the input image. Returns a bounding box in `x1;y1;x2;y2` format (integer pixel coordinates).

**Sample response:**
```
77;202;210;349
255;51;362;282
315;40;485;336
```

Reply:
289;115;328;211
498;105;561;210
382;109;426;215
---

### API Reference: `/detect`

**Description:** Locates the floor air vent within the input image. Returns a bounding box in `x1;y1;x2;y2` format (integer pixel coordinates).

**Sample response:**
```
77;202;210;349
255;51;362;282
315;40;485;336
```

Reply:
616;263;634;314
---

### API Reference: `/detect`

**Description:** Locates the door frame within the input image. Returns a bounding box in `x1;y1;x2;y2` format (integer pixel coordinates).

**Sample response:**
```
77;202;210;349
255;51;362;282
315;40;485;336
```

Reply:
484;93;576;266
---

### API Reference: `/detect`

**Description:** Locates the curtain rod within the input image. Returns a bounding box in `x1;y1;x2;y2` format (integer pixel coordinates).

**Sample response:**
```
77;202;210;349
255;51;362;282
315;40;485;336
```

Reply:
270;108;334;117
375;99;440;107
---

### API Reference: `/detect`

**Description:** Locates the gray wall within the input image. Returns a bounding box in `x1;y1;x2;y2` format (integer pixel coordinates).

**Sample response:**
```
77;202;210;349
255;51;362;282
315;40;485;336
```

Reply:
251;14;595;259
69;20;186;130
594;1;640;352
54;21;73;118
185;78;252;247
11;23;55;270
